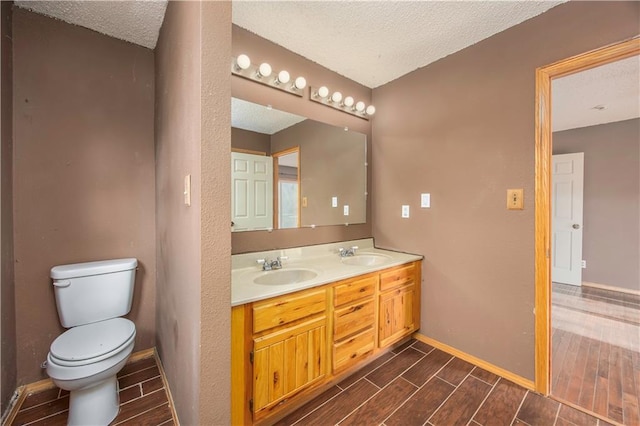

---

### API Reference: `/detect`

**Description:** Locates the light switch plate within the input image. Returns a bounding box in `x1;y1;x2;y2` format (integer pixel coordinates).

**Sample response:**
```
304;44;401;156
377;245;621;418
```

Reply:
507;189;524;210
302;197;308;208
332;196;338;207
343;205;349;216
421;193;431;208
401;205;410;218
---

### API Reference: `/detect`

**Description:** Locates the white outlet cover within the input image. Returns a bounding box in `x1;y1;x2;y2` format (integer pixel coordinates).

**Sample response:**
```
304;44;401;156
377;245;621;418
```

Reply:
332;196;338;207
401;205;410;218
343;205;349;216
421;193;431;208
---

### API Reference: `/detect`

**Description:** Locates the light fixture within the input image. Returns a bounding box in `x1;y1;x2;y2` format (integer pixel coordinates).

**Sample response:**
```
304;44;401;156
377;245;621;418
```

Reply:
235;54;251;71
257;63;272;78
231;56;304;97
309;87;375;120
276;70;290;85
343;96;354;108
316;86;329;99
293;77;307;91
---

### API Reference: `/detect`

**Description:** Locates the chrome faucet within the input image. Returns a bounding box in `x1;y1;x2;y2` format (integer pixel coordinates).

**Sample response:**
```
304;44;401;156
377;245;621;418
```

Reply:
257;256;288;271
338;246;358;257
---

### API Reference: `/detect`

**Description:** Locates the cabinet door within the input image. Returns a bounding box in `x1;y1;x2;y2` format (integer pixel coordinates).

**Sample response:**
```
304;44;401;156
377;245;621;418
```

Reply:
252;316;326;414
378;285;415;348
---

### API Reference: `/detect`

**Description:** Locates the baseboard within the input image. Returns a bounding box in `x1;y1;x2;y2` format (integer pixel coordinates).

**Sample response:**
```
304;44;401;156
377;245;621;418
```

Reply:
582;281;640;296
413;333;535;391
1;347;159;426
154;351;180;426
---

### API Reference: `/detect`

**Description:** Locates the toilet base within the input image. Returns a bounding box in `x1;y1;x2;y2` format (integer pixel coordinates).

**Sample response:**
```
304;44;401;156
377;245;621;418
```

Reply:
68;376;119;426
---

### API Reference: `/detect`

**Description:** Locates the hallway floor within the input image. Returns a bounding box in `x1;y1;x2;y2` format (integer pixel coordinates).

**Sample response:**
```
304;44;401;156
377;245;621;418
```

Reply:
552;282;640;425
276;339;612;426
8;355;175;426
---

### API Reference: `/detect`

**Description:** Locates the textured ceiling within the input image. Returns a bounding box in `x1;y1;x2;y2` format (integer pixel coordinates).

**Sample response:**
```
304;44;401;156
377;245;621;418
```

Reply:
553;56;640;132
232;98;306;135
233;1;565;88
14;0;168;49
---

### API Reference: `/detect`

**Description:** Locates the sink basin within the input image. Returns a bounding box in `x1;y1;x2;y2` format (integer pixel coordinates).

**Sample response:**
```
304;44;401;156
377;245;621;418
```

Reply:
341;253;391;266
253;268;318;285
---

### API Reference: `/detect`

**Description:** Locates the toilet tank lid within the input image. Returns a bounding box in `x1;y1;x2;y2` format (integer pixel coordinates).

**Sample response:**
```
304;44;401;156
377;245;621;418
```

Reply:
51;258;138;280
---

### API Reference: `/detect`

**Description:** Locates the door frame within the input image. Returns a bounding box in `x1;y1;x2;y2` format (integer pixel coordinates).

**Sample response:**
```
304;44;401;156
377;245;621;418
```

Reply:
534;37;640;394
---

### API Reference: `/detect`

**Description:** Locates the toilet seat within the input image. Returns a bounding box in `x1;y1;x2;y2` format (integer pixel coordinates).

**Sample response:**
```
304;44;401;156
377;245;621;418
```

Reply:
49;318;135;367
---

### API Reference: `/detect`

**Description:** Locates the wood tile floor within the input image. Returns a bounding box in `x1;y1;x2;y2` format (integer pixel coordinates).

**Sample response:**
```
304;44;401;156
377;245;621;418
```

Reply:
276;339;613;426
552;283;640;425
9;356;175;426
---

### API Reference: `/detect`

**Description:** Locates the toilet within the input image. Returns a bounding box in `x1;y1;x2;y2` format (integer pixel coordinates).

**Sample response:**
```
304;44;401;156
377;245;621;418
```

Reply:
45;258;138;426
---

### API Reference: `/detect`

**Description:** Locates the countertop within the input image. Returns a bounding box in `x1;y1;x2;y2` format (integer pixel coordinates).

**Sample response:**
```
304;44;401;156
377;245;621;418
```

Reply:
232;239;423;306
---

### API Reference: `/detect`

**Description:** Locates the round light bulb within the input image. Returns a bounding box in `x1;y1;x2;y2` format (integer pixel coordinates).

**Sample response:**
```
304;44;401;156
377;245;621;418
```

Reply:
258;62;272;78
317;86;329;98
331;91;343;103
366;105;376;116
277;70;290;84
355;101;366;112
294;76;307;90
343;96;354;107
236;54;251;70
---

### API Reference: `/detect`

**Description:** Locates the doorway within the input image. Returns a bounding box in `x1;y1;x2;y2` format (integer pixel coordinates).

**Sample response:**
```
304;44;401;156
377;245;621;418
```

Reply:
534;38;640;423
272;147;300;229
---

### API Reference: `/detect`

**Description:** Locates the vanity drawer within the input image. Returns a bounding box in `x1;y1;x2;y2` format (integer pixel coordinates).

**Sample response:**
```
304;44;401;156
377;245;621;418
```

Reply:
334;299;375;341
253;288;327;334
333;327;375;372
333;275;377;306
380;263;416;292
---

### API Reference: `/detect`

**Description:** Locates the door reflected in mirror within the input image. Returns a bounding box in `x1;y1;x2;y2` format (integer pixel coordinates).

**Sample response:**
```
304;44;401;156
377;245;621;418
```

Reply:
231;98;367;233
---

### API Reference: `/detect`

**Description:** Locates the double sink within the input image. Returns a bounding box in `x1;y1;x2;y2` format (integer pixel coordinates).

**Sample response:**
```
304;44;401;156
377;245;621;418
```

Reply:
252;253;392;286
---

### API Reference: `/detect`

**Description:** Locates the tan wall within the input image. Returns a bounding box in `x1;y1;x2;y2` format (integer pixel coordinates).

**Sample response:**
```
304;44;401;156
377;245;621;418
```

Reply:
371;1;640;381
1;1;16;413
231;25;372;253
12;9;156;385
231;127;270;154
271;120;367;227
155;2;231;424
553;119;640;292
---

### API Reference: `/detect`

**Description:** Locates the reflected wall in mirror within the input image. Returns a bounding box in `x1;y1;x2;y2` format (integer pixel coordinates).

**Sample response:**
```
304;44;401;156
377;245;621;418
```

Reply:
231;98;367;232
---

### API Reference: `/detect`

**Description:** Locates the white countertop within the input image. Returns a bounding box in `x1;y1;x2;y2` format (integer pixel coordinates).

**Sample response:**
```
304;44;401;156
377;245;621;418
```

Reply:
232;239;423;306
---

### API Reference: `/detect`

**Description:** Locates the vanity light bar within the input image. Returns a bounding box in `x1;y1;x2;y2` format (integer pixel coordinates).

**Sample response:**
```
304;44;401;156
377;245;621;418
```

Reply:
309;86;375;120
231;54;307;97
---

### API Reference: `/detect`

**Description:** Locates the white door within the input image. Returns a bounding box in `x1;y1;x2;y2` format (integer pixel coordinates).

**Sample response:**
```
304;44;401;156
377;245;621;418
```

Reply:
552;153;584;286
231;152;273;232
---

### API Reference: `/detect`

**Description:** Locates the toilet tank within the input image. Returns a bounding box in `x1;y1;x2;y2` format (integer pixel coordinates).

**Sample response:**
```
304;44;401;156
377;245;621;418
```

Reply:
51;258;137;328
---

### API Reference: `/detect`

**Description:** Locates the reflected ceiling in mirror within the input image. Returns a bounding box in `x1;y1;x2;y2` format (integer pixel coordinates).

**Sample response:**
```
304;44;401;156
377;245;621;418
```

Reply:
231;98;367;232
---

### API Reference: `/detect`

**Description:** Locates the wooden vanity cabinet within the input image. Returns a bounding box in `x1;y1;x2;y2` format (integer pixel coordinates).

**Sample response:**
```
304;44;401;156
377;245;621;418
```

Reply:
231;260;421;425
378;262;421;347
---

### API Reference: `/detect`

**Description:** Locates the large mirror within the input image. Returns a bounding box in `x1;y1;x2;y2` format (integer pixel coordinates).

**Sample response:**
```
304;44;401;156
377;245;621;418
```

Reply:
231;98;367;232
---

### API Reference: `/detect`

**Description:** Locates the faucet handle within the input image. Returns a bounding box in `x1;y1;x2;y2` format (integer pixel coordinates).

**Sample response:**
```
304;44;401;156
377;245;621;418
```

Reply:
350;246;359;251
338;247;345;253
278;256;289;261
256;259;266;264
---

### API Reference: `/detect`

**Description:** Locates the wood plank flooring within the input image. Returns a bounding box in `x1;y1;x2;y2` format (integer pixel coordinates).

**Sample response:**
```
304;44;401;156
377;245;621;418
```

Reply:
277;339;611;426
552;282;640;425
9;356;175;426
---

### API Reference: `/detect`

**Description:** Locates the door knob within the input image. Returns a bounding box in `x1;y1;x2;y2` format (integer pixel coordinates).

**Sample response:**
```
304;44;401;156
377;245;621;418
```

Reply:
572;224;580;229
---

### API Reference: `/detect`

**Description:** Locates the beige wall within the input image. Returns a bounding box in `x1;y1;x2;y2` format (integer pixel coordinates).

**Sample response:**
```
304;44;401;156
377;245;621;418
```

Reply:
232;127;270;154
553;119;640;292
155;1;231;424
1;1;16;414
372;1;640;381
12;9;156;385
231;25;372;253
271;120;367;227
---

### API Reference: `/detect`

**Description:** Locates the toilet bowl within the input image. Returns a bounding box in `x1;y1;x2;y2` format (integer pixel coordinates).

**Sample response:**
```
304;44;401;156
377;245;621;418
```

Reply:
46;317;136;425
46;258;138;426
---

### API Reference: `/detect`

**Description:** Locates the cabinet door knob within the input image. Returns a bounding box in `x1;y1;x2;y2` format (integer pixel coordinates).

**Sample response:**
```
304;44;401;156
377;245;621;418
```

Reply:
572;224;580;229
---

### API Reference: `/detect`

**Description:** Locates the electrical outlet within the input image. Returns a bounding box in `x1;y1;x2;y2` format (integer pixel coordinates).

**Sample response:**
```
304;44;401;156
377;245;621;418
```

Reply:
332;196;338;207
582;260;586;269
343;205;349;216
184;175;191;207
421;193;431;208
401;205;410;218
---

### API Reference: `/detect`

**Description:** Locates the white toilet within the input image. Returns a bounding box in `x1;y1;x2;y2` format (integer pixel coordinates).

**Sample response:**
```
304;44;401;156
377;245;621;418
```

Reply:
46;258;138;426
